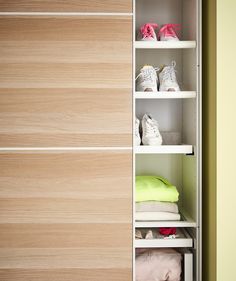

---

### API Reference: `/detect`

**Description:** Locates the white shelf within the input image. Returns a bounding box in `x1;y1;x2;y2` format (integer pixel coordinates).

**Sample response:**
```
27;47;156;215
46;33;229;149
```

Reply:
135;91;197;99
134;145;193;154
135;41;196;49
134;229;193;248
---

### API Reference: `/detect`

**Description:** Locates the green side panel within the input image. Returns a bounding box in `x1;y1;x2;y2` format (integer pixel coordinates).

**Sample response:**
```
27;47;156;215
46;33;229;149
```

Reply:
202;0;217;280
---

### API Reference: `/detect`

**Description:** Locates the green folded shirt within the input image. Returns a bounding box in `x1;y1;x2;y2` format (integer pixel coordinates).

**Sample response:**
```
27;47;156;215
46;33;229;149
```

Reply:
136;176;179;203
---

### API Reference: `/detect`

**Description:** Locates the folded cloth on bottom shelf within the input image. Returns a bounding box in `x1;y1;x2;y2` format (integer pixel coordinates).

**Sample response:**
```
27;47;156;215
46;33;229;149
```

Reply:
136;201;179;213
135;211;181;221
136;248;182;281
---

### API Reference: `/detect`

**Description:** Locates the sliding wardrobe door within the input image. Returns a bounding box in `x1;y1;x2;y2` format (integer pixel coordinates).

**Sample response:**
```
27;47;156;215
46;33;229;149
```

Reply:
0;16;132;147
0;151;132;280
0;5;132;281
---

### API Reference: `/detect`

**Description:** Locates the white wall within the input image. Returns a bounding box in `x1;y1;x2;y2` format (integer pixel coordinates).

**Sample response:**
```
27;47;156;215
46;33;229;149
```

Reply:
217;0;236;280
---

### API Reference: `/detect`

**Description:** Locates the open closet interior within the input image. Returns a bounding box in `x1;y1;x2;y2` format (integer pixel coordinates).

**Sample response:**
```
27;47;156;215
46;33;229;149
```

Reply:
133;0;201;280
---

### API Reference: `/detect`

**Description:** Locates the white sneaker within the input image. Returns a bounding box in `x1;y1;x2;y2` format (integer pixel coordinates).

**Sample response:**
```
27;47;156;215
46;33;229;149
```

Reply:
136;65;159;92
135;117;141;146
159;61;180;92
142;114;163;146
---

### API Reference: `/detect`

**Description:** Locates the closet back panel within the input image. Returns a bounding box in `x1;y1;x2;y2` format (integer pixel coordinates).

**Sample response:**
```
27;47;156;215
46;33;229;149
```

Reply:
0;151;132;281
0;17;132;147
0;0;132;13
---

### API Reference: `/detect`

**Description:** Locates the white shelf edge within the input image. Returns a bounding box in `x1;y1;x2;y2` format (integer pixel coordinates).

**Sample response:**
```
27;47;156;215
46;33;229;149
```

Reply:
134;145;193;154
135;91;197;99
135;220;197;228
134;227;193;248
134;238;193;248
135;40;196;49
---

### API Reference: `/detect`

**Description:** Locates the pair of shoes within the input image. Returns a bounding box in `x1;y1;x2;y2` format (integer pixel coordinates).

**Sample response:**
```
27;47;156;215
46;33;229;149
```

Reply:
135;114;162;146
136;62;180;92
139;23;180;41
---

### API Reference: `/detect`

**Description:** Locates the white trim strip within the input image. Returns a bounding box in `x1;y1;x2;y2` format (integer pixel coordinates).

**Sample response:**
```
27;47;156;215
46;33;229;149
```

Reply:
0;12;133;16
0;147;132;151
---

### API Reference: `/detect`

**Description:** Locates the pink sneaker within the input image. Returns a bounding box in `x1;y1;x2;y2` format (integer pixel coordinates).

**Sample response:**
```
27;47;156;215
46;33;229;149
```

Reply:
158;24;180;41
139;23;158;41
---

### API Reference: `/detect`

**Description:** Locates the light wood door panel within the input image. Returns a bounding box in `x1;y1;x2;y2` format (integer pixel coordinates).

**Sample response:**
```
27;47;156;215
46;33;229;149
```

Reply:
0;151;132;199
0;198;131;223
0;0;132;13
0;17;131;41
0;151;132;280
0;248;131;269
0;151;132;223
0;17;132;147
0;64;131;89
0;41;131;63
0;89;131;147
0;269;131;281
0;224;131;248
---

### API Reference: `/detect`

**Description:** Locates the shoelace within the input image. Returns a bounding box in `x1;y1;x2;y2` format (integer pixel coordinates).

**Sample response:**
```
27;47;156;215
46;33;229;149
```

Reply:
158;24;180;39
135;67;159;83
161;61;177;84
145;120;159;136
140;23;158;39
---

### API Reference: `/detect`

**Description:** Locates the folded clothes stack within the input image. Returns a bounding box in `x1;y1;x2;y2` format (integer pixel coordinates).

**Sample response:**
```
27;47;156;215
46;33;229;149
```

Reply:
136;248;182;281
135;176;180;221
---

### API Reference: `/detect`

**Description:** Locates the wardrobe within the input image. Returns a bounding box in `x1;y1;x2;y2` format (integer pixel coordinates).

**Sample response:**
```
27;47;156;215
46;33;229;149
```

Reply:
0;1;201;281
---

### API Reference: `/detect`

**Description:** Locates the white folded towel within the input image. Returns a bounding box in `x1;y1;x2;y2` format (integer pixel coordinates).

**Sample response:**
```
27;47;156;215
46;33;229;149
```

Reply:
136;201;179;213
135;211;181;221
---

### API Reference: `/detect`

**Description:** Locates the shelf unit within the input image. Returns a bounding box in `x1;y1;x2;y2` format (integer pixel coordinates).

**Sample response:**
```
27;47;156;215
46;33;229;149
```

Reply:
133;0;201;280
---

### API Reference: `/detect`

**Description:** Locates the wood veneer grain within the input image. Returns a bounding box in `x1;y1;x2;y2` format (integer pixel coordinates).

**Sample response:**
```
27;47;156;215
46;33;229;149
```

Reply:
0;151;132;279
0;17;132;147
0;269;131;281
0;0;132;13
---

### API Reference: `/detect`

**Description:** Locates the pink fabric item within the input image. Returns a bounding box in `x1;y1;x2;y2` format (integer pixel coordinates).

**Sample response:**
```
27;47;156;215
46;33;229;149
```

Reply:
159;227;177;236
136;248;182;281
140;23;158;40
158;24;180;39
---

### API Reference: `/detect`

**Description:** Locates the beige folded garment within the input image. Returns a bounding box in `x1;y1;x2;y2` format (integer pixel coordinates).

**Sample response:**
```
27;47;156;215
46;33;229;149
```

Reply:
136;248;182;281
136;201;179;213
135;211;181;221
